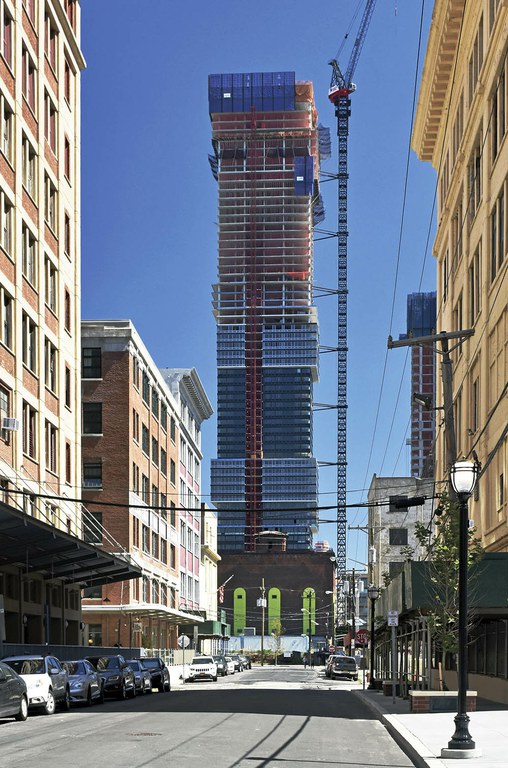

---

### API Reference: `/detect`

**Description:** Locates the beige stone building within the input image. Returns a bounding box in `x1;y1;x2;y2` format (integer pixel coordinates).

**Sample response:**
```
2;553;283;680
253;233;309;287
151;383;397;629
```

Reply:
412;0;507;550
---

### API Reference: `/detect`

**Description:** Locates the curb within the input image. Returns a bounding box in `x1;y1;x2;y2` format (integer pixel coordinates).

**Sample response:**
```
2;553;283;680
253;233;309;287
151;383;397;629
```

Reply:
351;690;448;768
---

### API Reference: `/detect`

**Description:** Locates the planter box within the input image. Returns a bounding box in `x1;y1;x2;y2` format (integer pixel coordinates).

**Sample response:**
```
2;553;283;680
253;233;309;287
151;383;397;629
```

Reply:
383;680;400;696
408;690;477;713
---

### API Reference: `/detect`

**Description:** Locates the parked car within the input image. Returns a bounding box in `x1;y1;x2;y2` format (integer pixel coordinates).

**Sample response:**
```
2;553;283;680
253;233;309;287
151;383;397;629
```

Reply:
212;655;228;677
85;655;136;700
62;660;104;706
229;654;244;672
127;660;152;694
328;655;358;681
0;661;29;721
223;655;235;675
140;657;170;692
238;654;252;670
186;656;217;682
2;655;69;715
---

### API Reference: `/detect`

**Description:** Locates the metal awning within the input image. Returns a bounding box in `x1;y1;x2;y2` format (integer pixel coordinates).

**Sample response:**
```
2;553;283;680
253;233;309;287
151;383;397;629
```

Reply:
81;603;203;626
0;501;141;586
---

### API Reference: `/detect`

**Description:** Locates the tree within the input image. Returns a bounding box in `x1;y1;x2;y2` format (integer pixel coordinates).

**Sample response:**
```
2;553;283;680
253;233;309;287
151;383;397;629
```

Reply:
269;619;285;664
414;493;483;689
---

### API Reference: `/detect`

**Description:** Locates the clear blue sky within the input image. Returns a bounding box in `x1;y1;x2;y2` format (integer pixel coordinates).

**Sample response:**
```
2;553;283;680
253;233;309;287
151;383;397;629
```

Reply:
81;1;437;566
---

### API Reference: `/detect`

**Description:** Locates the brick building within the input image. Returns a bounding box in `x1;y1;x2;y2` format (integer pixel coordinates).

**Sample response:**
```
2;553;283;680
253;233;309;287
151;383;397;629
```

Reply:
81;321;212;650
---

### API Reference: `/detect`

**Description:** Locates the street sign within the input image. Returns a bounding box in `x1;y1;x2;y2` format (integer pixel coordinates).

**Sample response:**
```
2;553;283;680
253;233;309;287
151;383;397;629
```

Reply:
387;610;399;627
177;634;190;648
356;628;369;645
256;598;267;607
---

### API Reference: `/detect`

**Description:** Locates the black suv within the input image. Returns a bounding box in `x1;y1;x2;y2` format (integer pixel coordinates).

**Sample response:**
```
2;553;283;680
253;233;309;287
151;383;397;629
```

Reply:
140;657;170;692
212;655;228;677
85;655;136;699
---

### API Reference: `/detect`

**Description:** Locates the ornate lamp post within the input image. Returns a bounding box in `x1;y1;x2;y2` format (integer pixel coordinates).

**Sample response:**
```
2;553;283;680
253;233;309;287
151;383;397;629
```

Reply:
442;459;479;757
367;585;381;690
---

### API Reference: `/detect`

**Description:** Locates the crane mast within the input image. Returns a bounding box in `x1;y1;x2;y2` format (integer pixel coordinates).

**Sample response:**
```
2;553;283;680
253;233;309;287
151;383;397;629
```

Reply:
328;0;377;632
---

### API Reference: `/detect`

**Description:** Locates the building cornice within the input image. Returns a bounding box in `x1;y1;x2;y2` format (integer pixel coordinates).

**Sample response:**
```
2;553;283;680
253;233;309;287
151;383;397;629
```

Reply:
412;0;464;164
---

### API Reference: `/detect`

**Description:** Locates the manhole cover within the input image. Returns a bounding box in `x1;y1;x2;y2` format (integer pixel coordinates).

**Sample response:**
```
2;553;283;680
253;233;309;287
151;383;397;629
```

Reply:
128;733;162;737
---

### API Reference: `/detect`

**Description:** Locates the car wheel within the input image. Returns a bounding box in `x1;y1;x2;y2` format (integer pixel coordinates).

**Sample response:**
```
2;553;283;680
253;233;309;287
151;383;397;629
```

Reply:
86;686;93;707
213;675;217;681
118;681;127;700
164;680;171;692
43;690;56;715
128;685;136;699
15;695;28;722
98;684;105;704
61;688;71;711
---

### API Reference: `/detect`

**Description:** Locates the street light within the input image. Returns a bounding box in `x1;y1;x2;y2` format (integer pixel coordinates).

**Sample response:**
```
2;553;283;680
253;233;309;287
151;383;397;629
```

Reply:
367;585;381;690
442;459;479;757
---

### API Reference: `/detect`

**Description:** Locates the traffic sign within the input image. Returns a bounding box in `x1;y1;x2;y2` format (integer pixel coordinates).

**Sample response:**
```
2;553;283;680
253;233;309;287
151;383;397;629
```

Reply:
356;628;369;645
177;634;190;648
387;610;399;627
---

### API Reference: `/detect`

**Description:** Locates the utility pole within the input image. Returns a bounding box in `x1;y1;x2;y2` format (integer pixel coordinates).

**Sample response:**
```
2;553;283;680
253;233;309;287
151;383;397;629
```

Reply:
350;569;356;658
307;589;312;666
260;578;266;666
388;330;474;483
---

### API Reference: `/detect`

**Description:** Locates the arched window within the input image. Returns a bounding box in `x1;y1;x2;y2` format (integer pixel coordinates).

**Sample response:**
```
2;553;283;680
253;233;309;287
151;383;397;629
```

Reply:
233;587;246;635
268;587;281;633
302;588;315;634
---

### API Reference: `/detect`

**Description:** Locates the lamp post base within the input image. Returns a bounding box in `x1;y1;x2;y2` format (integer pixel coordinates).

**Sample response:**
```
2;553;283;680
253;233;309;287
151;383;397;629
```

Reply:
442;713;477;756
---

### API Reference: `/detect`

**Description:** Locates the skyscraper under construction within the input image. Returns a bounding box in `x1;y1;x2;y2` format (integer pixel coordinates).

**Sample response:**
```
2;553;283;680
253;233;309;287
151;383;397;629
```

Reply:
209;72;328;552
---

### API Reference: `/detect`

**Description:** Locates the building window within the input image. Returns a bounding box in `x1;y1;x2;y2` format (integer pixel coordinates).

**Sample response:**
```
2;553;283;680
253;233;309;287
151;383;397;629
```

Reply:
82;402;102;435
64;212;71;256
22;402;37;459
468;15;484;105
83;510;102;544
142;372;150;405
170;543;176;568
132;409;139;442
170;416;176;442
22;47;36;112
151;532;159;560
65;365;71;408
151;436;158;466
468;243;481;325
44;13;58;72
160;540;167;564
1;286;12;348
64;57;72;103
132;357;139;389
45;257;57;312
44;338;57;393
0;3;12;68
151;483;158;507
141;474;149;505
468;132;482;223
82;347;102;378
23;0;36;24
160;448;167;477
83;462;102;488
499;473;505;508
64;289;71;332
45;426;57;477
389;528;408;546
388;562;403;579
22;224;37;288
471;376;480;434
389;495;408;513
22;313;37;372
22;135;37;200
44;174;57;231
170;459;176;485
491;62;506;161
170;501;176;527
160;492;167;520
64;0;76;29
65;442;71;484
1;92;12;162
44;91;57;154
160;402;167;431
142;424;149;455
132;462;139;494
491;189;505;282
0;191;12;254
151;389;159;419
142;525;149;555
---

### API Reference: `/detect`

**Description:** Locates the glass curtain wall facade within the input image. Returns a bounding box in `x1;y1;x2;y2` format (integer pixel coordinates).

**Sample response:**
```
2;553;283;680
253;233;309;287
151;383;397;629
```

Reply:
209;72;323;551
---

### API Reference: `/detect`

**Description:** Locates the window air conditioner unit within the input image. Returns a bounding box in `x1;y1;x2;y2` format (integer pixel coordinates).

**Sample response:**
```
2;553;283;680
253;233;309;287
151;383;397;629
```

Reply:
2;417;19;431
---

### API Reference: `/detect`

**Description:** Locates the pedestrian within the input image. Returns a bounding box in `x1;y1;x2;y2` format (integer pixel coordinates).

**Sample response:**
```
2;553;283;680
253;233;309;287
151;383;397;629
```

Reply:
303;654;308;669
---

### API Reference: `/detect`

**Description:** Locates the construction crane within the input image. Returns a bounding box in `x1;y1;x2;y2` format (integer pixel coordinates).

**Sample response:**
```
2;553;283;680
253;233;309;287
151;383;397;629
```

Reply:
328;0;377;632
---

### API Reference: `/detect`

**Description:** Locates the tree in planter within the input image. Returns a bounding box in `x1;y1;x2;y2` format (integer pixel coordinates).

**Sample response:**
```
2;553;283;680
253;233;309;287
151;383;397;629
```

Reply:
413;493;483;690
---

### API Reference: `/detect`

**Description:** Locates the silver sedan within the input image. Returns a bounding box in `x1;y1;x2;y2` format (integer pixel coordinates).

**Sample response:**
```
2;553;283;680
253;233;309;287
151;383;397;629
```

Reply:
62;660;104;706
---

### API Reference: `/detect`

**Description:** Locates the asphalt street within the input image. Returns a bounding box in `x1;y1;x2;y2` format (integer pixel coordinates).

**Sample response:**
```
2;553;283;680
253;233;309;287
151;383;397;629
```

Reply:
0;666;416;768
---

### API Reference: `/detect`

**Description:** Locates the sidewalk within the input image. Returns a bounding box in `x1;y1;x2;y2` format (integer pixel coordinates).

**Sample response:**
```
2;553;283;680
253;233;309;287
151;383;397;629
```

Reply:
352;687;508;768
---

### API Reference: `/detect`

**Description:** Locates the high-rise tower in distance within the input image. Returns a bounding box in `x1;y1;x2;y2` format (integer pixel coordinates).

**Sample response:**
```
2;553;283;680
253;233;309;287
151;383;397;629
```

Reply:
209;72;328;552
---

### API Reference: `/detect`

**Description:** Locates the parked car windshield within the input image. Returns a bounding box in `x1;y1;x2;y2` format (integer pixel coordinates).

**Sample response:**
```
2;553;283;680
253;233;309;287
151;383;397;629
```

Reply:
63;661;86;675
192;657;213;664
128;661;142;671
336;658;357;667
141;658;160;669
4;658;44;675
90;656;121;670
